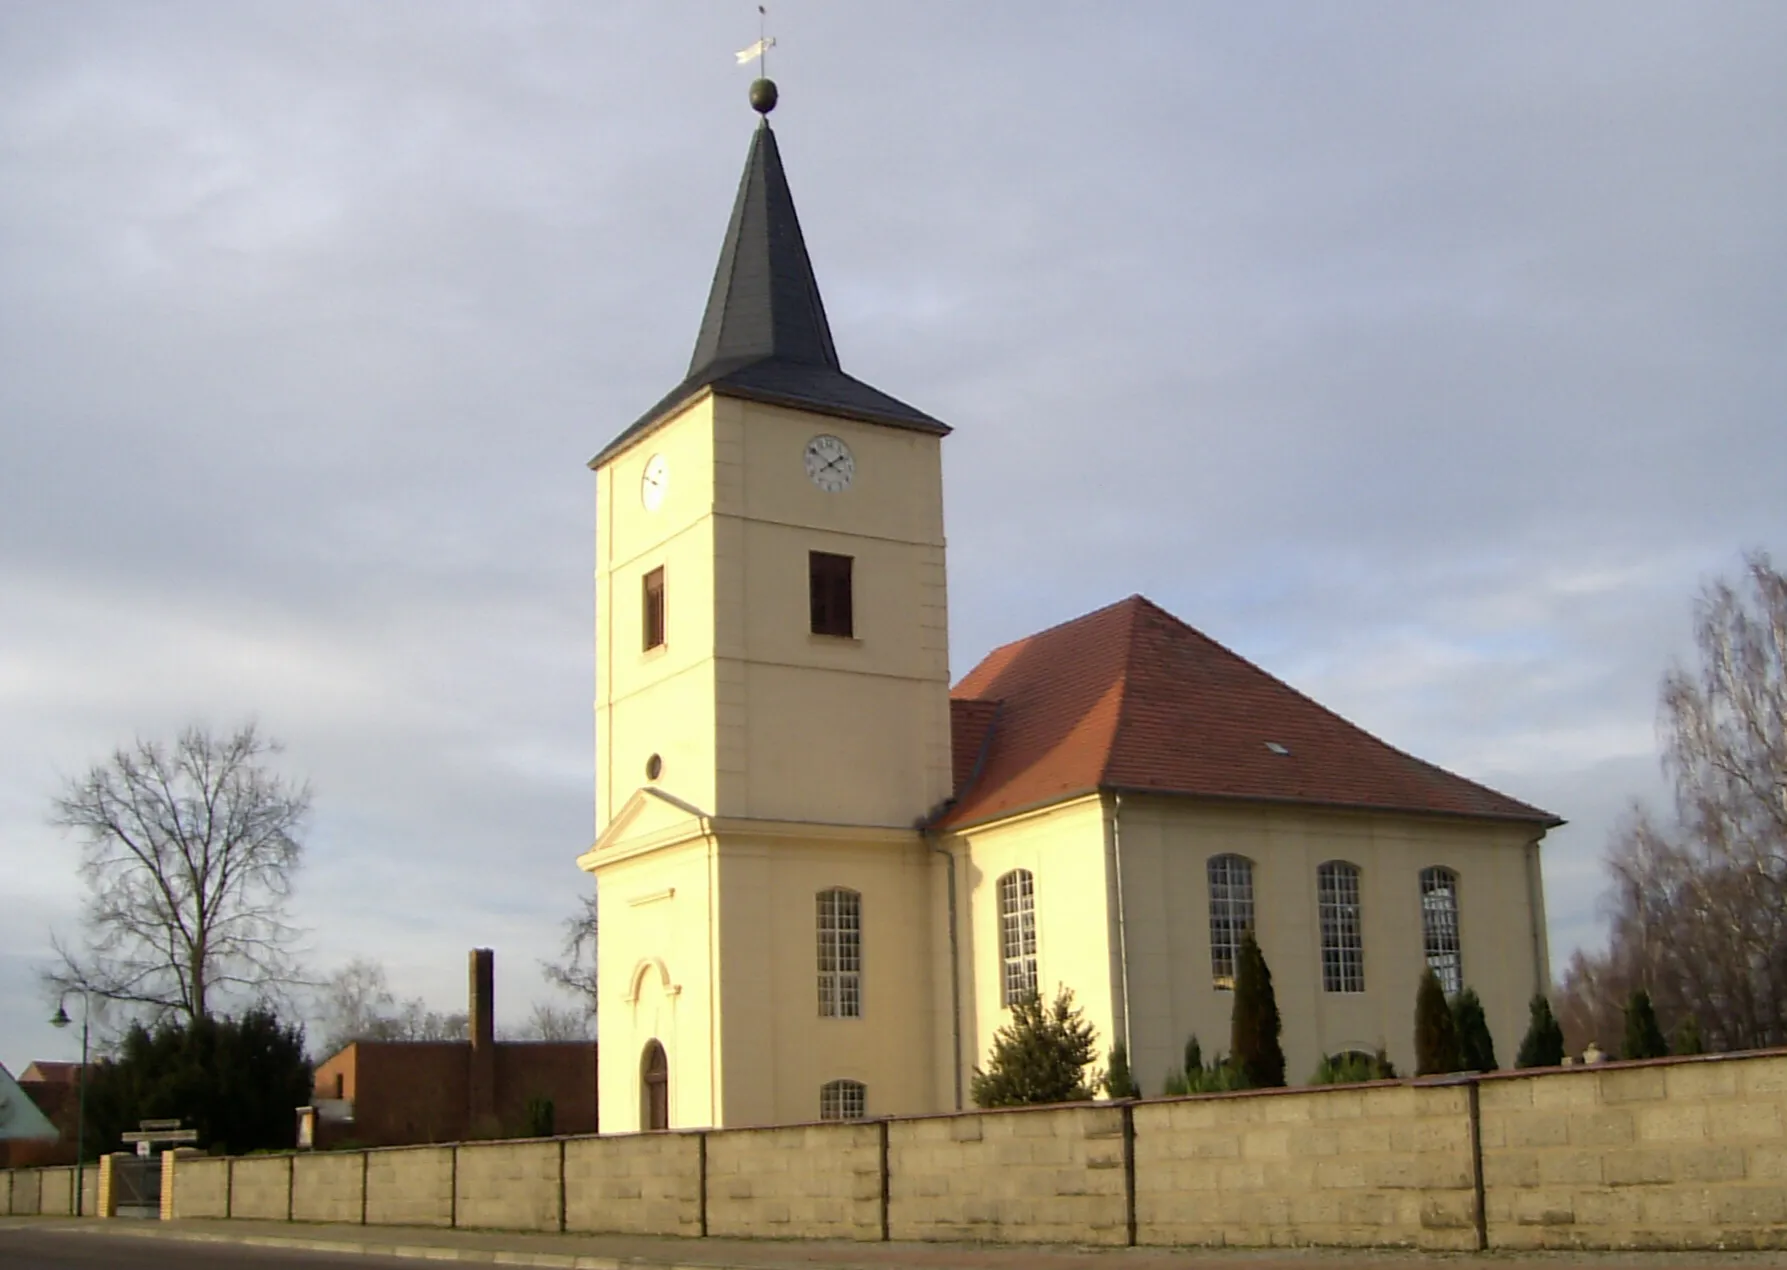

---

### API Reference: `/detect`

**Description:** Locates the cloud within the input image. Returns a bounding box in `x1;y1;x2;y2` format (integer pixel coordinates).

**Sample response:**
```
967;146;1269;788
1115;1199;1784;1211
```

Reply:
3;2;1783;1070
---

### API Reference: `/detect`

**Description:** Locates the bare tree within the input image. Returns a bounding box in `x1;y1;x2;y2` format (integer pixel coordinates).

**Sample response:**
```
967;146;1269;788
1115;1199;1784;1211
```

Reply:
508;1003;593;1041
540;892;597;1022
313;957;469;1055
47;723;311;1024
1574;553;1787;1054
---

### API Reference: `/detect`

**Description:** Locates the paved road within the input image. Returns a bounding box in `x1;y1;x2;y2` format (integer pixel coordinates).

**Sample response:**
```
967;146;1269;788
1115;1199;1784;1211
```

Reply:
5;1220;1787;1270
0;1225;378;1268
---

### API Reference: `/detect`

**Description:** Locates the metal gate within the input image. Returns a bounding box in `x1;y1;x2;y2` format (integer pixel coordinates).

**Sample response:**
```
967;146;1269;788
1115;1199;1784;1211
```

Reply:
111;1154;161;1219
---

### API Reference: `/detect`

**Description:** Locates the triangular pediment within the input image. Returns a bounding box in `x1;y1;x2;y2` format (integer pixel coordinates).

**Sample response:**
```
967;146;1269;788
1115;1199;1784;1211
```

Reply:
578;786;712;871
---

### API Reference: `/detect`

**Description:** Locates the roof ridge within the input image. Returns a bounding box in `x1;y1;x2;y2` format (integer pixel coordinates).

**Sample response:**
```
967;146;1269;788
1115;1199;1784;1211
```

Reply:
1115;602;1556;822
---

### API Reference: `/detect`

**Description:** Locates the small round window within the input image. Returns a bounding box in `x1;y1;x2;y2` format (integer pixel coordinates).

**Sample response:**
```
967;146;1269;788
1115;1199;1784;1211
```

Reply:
645;753;663;781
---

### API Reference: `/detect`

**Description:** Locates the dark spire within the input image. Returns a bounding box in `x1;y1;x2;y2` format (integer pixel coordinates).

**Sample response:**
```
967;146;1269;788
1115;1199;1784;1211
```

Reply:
590;85;947;469
686;113;839;377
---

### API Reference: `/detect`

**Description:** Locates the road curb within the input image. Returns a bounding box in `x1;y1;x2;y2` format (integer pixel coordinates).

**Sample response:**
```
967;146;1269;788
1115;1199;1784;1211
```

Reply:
48;1222;744;1270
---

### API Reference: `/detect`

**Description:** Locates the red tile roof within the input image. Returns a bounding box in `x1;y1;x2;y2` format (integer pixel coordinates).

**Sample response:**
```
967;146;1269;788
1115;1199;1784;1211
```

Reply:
936;595;1560;831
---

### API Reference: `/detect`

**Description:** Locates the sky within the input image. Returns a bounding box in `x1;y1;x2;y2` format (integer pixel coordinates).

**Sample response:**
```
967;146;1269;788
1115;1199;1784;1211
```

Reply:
2;3;1783;1076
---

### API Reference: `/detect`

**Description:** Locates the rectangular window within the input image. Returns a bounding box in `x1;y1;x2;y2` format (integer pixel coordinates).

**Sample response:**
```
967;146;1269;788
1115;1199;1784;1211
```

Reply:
998;869;1038;1006
820;1079;866;1120
1318;861;1365;993
809;551;854;637
1421;867;1463;996
817;888;862;1018
642;567;665;651
1207;854;1255;991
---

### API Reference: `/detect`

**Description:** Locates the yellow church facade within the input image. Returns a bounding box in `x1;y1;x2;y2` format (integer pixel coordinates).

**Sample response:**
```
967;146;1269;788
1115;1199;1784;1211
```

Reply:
578;87;1559;1131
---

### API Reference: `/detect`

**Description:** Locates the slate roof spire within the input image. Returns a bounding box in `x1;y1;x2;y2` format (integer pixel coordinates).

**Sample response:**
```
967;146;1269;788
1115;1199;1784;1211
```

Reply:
591;81;947;468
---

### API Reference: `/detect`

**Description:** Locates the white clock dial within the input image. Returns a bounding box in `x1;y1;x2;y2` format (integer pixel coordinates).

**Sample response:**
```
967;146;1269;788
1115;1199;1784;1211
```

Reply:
803;434;854;492
640;454;668;511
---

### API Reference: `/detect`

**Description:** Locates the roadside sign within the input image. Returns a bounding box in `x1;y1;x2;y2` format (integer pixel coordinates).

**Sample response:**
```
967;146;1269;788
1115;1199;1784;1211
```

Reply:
121;1128;198;1144
138;1118;183;1132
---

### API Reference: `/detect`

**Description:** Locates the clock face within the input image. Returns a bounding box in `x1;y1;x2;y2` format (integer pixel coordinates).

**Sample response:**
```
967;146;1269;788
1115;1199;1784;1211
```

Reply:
804;434;854;492
640;454;668;511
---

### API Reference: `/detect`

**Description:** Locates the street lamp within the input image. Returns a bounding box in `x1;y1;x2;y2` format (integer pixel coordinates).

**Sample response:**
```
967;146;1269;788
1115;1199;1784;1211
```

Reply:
49;992;89;1217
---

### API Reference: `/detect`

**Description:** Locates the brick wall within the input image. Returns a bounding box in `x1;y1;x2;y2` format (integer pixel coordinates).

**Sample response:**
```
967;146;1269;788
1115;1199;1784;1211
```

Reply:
454;1140;560;1232
707;1121;883;1240
1481;1053;1787;1250
228;1156;291;1220
171;1157;228;1218
364;1144;453;1227
494;1043;598;1136
1134;1080;1477;1249
292;1151;363;1223
563;1131;702;1236
72;1049;1787;1252
887;1104;1129;1244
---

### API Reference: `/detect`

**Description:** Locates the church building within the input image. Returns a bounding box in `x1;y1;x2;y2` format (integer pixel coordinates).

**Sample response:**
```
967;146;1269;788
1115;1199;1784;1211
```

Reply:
577;82;1561;1132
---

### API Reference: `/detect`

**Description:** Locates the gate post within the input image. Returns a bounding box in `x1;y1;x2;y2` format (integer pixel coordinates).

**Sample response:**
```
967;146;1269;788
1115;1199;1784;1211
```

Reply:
96;1154;114;1219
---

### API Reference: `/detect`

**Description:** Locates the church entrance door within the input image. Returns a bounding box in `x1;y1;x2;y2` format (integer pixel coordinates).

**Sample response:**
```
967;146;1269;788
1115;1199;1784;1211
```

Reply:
642;1040;669;1130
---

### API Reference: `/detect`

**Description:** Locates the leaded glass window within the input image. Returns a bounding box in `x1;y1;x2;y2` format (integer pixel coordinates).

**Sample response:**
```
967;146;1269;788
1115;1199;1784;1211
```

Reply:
1207;854;1255;990
1318;861;1365;993
817;888;862;1018
1421;867;1462;995
998;869;1038;1006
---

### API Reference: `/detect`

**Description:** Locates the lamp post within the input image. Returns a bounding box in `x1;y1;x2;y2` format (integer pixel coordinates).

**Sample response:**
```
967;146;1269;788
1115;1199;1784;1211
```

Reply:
49;992;89;1217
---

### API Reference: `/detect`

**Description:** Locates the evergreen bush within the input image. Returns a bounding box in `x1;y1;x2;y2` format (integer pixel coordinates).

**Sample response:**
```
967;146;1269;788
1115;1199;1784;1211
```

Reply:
1622;989;1669;1060
1102;1041;1140;1099
970;986;1101;1107
1515;994;1566;1068
1450;987;1498;1072
1229;931;1285;1088
1414;969;1464;1075
1672;1014;1705;1056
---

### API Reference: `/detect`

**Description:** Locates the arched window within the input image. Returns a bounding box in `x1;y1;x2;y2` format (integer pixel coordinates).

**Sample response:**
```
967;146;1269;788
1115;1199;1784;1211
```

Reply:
1317;861;1365;993
1207;854;1255;990
641;1040;668;1131
997;869;1038;1006
819;1079;867;1121
1420;867;1462;995
817;888;862;1018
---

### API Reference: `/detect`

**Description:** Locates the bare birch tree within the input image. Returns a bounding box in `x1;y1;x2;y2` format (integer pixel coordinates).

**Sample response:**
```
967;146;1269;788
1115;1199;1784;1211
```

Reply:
1566;553;1787;1053
46;723;311;1024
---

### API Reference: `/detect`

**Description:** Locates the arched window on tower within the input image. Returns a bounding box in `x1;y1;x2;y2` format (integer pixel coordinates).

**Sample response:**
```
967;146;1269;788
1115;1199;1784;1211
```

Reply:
820;1079;867;1121
817;888;862;1018
641;1040;668;1131
1317;861;1365;993
997;869;1038;1006
1420;867;1463;996
1207;854;1255;990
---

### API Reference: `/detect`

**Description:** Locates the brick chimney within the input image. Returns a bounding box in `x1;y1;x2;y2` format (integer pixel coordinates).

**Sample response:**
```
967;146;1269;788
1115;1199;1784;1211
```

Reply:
468;948;496;1129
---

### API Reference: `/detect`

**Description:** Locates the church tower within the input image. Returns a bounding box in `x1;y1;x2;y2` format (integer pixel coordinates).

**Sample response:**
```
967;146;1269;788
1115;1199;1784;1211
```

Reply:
580;82;954;1130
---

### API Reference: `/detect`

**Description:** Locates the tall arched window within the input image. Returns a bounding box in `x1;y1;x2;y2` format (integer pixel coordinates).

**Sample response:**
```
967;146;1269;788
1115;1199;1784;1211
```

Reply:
820;1079;867;1121
1207;854;1255;990
1420;867;1462;995
997;869;1038;1006
1317;861;1365;993
817;888;862;1018
641;1040;669;1131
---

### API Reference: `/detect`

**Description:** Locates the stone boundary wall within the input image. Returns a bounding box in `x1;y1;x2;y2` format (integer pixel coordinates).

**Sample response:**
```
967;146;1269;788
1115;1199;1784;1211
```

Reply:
8;1049;1786;1250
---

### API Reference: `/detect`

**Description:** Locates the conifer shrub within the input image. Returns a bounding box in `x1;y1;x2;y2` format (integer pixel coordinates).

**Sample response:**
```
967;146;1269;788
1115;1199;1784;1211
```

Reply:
1623;988;1669;1060
1450;986;1498;1072
1229;930;1285;1088
1308;1048;1397;1084
970;986;1101;1107
1414;969;1464;1075
1103;1041;1140;1099
1515;994;1566;1068
1672;1014;1705;1056
1162;1034;1248;1095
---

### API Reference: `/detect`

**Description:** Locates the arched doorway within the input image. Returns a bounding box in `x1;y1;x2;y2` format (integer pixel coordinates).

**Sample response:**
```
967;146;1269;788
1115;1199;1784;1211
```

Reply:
641;1040;669;1131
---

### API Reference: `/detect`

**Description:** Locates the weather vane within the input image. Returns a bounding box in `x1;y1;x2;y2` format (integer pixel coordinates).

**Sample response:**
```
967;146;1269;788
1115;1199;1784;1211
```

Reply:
735;6;778;115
